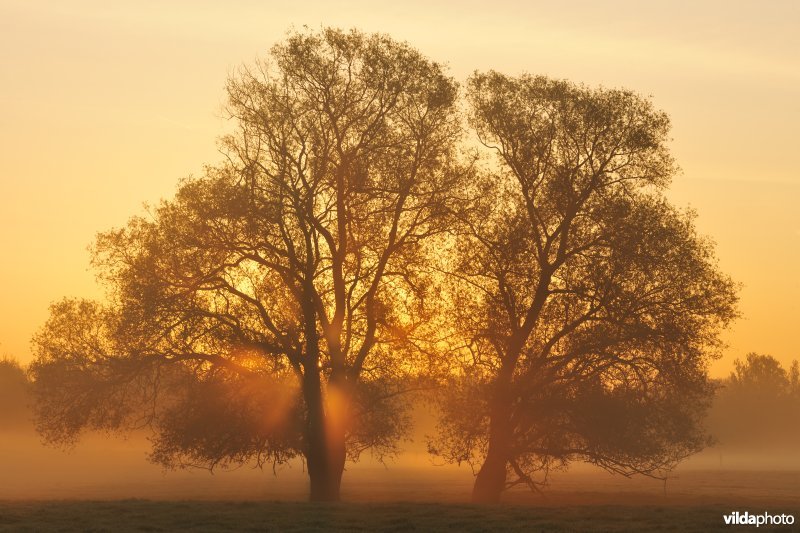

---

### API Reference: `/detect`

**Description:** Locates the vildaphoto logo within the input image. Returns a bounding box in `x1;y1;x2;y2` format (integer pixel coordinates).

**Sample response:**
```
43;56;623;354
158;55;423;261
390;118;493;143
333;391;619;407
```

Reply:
723;511;795;527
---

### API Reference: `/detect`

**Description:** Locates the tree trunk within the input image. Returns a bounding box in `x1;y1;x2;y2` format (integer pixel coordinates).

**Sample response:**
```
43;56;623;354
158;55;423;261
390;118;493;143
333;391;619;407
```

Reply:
306;445;344;502
472;442;508;503
302;366;349;502
472;369;514;503
473;261;550;503
471;407;512;503
298;268;348;502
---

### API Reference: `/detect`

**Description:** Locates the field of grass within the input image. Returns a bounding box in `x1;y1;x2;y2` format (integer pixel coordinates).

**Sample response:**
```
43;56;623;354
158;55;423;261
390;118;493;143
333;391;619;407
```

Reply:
4;499;799;532
2;429;799;531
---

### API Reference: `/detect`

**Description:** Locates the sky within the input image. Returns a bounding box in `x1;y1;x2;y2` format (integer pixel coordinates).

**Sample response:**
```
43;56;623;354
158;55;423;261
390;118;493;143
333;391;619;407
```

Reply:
1;0;798;377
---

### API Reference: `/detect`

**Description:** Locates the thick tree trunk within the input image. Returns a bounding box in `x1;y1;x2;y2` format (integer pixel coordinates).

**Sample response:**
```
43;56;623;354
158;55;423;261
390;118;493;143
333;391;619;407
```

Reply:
473;267;550;503
472;443;508;503
472;367;514;503
471;405;512;503
298;267;348;502
302;366;349;502
306;447;344;502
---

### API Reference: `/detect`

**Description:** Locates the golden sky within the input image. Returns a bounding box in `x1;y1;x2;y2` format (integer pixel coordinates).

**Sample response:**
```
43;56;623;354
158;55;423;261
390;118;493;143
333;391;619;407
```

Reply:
1;0;798;377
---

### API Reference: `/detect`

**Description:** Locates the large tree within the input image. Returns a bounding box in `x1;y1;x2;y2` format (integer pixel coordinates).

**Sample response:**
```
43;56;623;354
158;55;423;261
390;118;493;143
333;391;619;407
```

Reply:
29;28;462;501
429;72;739;503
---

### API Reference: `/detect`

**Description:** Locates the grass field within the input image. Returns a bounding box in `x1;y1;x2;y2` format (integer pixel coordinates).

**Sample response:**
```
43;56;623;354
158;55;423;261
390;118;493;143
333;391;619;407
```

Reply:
2;470;798;532
2;430;798;531
3;500;799;532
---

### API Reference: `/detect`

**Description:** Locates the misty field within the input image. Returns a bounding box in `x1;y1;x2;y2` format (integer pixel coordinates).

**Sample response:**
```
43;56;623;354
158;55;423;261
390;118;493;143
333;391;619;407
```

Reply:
3;424;800;530
3;428;800;530
2;467;799;531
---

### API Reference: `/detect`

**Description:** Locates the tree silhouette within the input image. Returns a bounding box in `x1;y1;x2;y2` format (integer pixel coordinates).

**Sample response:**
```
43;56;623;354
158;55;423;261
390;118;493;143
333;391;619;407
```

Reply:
428;72;739;503
0;357;29;430
708;353;800;449
29;28;463;502
28;33;738;505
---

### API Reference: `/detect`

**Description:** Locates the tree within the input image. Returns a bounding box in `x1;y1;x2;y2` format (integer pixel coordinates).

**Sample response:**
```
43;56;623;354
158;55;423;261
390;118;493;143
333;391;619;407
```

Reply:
708;353;800;448
0;357;30;430
428;72;739;503
29;28;462;501
729;352;792;393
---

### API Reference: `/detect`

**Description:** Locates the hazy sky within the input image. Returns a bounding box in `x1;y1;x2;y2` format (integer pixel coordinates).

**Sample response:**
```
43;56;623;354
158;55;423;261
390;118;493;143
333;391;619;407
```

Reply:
1;0;798;377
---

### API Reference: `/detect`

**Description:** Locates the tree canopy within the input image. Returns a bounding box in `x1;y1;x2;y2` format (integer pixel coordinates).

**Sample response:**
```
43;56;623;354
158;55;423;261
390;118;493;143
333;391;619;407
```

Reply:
29;30;738;504
708;353;800;449
30;27;463;501
0;357;29;430
428;72;739;502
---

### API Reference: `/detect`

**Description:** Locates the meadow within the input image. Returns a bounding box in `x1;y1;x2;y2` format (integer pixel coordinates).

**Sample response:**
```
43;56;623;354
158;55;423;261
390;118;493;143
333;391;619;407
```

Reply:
6;499;799;532
2;426;800;530
2;457;798;531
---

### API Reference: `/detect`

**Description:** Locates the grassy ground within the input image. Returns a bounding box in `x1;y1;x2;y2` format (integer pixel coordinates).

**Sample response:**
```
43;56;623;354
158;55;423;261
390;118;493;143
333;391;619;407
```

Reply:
1;500;799;532
2;432;798;531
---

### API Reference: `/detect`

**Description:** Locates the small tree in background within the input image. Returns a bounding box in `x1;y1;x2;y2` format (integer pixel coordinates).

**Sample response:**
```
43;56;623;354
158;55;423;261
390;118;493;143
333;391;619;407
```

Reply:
708;353;800;448
0;356;30;430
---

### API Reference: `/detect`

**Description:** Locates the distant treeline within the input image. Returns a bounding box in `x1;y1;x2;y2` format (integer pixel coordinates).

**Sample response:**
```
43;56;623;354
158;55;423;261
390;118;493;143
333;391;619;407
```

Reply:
707;353;800;449
0;357;30;429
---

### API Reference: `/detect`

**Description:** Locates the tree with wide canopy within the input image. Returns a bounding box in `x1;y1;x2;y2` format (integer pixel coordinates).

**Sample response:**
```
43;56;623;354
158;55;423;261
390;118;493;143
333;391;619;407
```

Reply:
429;72;739;503
30;27;463;502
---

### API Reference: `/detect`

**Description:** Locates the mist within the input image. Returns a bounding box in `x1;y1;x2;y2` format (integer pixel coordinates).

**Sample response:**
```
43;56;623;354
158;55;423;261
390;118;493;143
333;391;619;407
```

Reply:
3;357;799;505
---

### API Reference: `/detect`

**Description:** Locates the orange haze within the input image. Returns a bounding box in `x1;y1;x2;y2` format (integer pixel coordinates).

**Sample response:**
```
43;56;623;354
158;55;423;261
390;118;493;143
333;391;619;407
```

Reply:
1;1;799;378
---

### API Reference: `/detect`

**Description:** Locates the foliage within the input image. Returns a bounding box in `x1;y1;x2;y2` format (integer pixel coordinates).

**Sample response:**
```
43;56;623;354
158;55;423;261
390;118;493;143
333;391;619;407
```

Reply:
28;32;738;503
29;27;462;499
0;356;30;429
708;353;800;448
430;72;739;500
